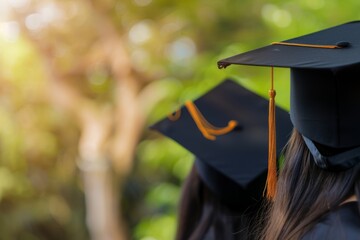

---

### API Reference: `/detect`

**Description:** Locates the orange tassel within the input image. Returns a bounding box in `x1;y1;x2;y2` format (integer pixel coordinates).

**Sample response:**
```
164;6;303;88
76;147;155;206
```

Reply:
185;101;216;140
185;101;238;140
266;67;277;200
169;101;238;140
271;42;341;49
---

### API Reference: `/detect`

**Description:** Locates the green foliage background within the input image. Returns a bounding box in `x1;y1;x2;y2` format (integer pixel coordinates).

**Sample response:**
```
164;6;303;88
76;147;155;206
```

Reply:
1;0;360;239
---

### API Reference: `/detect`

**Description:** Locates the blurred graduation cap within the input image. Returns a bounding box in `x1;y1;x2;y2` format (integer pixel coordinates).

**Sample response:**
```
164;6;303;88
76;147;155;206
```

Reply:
150;79;293;209
217;21;360;175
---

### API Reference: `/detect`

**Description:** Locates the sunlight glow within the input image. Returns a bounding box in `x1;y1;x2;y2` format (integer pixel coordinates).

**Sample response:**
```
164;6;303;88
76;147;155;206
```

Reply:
133;0;152;7
262;4;292;28
0;21;19;42
8;0;30;8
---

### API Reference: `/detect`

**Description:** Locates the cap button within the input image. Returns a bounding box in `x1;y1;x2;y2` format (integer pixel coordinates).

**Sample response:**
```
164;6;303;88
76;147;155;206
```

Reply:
336;41;350;48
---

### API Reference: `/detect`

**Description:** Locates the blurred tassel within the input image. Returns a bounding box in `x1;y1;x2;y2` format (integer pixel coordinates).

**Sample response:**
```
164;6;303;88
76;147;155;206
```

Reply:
185;101;216;140
168;101;237;140
206;120;238;135
185;101;237;140
266;67;277;200
186;101;237;136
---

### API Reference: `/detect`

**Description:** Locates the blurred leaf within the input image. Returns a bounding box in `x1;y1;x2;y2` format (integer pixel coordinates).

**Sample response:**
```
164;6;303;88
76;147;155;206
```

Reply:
145;182;180;210
134;214;177;240
137;138;193;174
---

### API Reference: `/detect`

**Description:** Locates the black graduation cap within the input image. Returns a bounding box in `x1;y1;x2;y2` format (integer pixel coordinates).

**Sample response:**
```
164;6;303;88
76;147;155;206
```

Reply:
150;79;293;209
217;21;360;171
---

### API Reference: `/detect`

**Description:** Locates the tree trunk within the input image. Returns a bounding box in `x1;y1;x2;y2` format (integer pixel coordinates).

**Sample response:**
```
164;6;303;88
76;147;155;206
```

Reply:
79;159;127;240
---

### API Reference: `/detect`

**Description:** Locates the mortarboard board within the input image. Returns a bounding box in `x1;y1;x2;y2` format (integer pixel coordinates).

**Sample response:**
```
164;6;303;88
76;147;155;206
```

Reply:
150;79;293;209
217;21;360;174
218;21;359;69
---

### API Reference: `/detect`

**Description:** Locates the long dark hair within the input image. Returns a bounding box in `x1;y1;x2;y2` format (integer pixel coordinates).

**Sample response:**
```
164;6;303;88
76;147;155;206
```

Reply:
262;129;360;240
176;164;256;240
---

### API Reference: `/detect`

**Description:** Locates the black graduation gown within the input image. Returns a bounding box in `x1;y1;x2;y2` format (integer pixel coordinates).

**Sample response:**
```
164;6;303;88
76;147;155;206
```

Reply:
301;202;360;240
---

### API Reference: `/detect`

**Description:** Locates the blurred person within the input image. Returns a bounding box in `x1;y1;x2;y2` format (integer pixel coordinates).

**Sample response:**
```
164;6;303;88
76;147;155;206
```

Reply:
151;79;292;239
175;160;260;240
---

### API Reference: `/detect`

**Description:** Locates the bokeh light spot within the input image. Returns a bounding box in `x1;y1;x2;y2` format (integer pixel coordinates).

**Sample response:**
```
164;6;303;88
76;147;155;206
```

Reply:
166;37;196;63
129;20;153;44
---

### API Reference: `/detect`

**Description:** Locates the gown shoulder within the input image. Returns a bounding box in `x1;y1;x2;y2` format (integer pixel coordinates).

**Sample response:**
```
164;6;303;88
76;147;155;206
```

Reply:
301;202;360;240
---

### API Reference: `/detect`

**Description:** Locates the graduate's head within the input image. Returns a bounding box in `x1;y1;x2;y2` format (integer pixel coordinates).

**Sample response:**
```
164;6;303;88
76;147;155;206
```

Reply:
218;20;360;174
290;64;360;171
